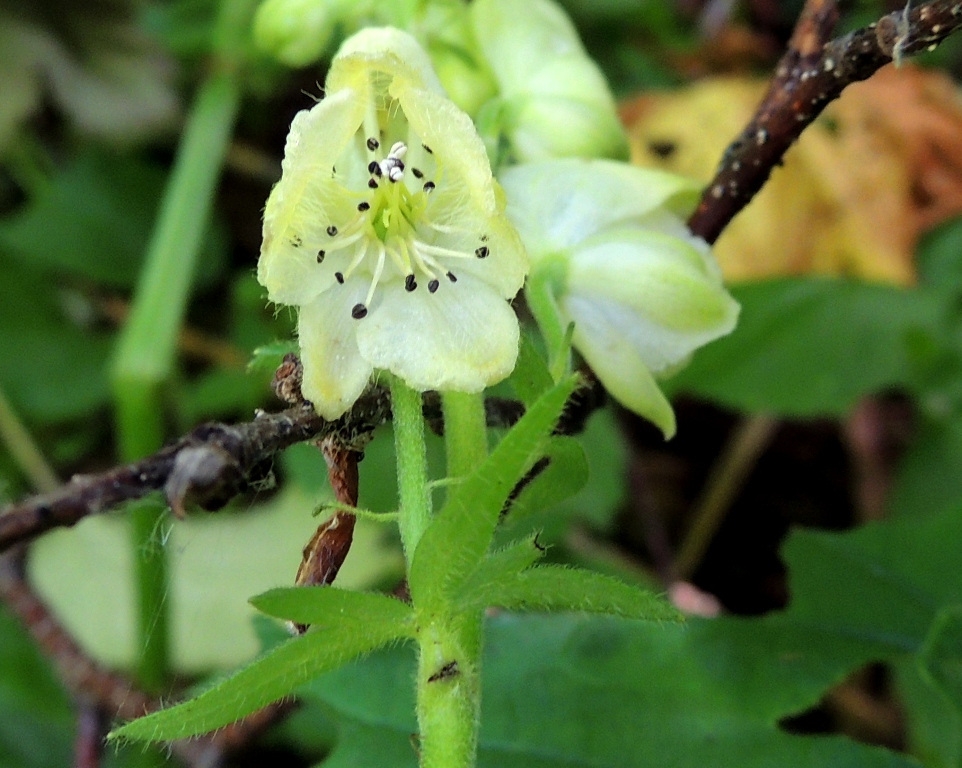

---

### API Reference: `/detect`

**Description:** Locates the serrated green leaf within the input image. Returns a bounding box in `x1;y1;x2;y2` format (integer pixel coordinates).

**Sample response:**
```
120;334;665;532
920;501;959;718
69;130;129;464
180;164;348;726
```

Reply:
457;534;546;604
250;587;413;632
461;564;682;621
409;375;578;611
669;278;947;415
110;600;412;742
501;437;588;526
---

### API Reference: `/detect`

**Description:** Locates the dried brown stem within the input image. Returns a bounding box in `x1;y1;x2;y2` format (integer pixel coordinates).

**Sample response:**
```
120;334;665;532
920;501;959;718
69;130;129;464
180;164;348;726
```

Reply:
687;0;962;243
73;704;107;768
0;372;603;552
0;390;391;553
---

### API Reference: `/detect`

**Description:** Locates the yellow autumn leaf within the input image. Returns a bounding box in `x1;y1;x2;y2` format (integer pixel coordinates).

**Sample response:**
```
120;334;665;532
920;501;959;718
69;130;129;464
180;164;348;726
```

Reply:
623;66;962;286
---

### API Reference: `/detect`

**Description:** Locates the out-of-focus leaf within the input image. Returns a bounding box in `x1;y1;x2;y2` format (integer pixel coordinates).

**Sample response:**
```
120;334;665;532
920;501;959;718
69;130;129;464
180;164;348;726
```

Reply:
0;148;225;289
0;606;73;768
918;216;962;296
0;2;178;151
919;606;962;713
29;480;404;673
179;368;272;424
890;415;962;519
0;258;111;422
668;278;947;415
896;657;961;768
304;613;915;768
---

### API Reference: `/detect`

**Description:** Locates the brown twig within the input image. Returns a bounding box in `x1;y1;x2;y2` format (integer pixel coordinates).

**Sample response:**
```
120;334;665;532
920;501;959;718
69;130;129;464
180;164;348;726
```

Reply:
687;0;962;243
0;371;605;552
0;390;391;553
73;704;107;768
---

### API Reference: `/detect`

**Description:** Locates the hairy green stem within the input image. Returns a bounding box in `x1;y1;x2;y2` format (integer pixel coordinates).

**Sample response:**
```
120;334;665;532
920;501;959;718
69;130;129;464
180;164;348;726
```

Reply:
109;0;256;691
416;611;483;768
441;392;487;480
391;377;431;564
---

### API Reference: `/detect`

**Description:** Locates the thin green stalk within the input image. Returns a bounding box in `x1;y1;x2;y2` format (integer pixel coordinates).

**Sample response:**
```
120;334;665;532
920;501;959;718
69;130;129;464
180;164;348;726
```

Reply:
391;376;431;564
0;386;58;493
416;612;483;768
441;391;487;480
524;272;570;381
110;0;257;690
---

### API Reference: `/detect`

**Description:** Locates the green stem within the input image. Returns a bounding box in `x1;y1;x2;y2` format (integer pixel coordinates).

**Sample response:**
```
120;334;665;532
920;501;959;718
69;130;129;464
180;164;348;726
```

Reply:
0;386;59;493
416;611;483;768
441;392;487;480
391;376;431;564
524;273;570;381
109;0;257;691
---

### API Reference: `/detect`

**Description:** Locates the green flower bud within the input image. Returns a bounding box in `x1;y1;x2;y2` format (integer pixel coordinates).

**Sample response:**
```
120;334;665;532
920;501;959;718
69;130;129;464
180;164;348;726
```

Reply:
471;0;628;161
253;0;339;67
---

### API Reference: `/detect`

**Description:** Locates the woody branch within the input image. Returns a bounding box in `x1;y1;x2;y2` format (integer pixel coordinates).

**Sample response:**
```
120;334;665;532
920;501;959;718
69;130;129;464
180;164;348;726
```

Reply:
687;0;962;243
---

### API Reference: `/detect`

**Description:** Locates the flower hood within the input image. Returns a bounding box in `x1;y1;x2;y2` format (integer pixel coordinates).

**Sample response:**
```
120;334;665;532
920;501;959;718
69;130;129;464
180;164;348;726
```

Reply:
501;159;739;437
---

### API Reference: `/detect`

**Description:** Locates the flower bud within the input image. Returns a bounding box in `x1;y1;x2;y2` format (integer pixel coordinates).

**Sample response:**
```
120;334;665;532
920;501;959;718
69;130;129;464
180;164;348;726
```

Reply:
253;0;339;67
471;0;628;161
428;42;498;117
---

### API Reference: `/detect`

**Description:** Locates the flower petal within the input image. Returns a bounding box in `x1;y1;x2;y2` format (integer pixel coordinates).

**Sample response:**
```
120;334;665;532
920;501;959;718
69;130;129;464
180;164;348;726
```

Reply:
327;27;445;96
355;273;519;392
568;227;739;362
501;158;701;258
259;88;367;306
298;279;374;419
395;81;528;299
565;296;677;438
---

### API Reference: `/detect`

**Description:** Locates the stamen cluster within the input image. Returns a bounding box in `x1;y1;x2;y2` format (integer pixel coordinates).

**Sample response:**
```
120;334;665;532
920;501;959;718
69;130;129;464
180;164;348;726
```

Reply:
315;136;492;321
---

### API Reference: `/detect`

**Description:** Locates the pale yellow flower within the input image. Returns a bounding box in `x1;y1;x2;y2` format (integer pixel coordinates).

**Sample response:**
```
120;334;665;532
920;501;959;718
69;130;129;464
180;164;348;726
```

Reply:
258;28;527;418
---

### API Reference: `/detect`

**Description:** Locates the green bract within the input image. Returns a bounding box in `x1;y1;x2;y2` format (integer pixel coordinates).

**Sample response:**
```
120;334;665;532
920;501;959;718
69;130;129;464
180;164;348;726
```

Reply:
471;0;628;161
501;159;739;438
258;27;527;418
